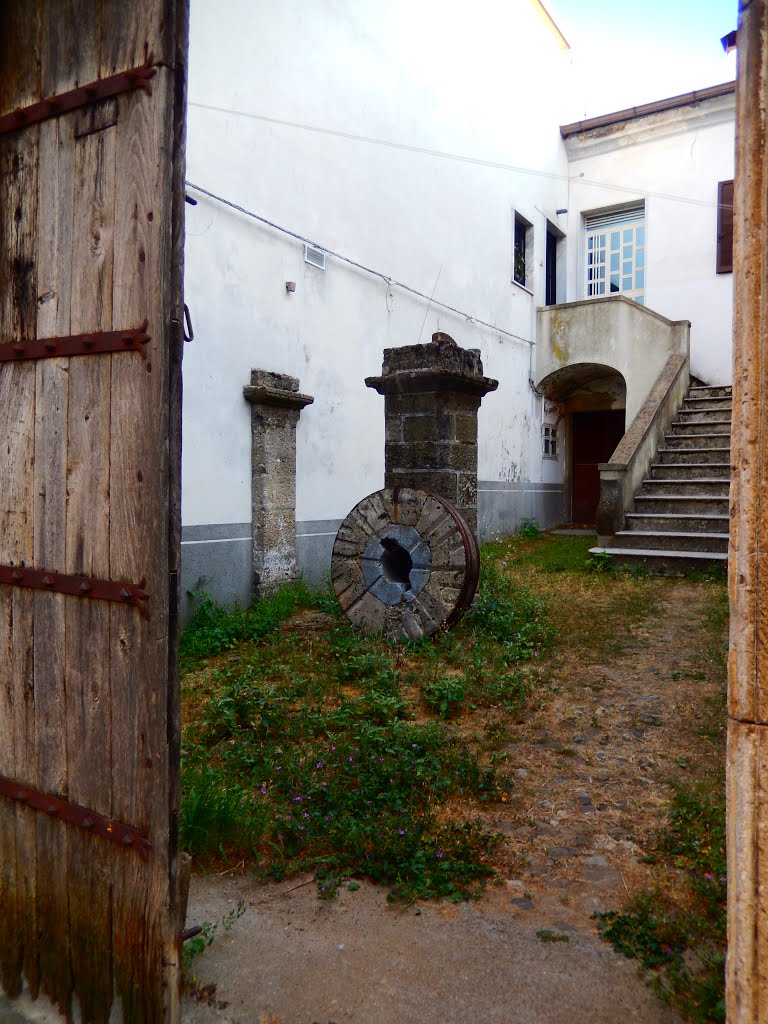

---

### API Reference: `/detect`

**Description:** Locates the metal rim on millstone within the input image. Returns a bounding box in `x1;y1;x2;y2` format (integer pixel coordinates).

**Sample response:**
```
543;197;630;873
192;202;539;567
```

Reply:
331;487;480;640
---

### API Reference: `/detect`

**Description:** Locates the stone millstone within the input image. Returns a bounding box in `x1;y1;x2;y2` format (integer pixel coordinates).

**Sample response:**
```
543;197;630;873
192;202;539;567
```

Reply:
331;488;479;640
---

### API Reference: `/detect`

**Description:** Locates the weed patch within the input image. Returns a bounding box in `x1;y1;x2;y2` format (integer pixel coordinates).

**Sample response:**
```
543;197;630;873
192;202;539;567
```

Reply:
179;573;526;902
180;579;334;669
596;776;726;1023
182;901;246;1006
466;557;553;657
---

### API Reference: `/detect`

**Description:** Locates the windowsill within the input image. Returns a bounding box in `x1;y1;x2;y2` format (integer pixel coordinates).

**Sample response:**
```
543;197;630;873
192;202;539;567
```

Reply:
511;278;534;296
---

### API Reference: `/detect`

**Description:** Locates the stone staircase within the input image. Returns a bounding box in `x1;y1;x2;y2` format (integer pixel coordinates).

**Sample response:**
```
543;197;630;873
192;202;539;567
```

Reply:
591;384;731;571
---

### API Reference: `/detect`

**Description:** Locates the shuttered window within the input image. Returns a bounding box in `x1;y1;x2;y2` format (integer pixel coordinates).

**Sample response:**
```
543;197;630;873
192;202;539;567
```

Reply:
716;180;734;274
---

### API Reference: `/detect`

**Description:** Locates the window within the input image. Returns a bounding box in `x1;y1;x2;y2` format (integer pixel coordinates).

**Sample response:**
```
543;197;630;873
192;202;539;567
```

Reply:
716;180;734;274
545;229;558;305
513;212;533;289
585;205;645;304
543;424;558;458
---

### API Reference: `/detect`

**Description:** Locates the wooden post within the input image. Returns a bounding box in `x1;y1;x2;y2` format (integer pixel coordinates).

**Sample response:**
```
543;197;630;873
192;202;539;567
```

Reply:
727;1;768;1019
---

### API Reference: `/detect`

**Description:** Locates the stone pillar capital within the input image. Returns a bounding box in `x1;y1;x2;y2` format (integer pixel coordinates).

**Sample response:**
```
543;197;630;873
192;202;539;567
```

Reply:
365;334;498;400
243;369;314;411
366;334;498;533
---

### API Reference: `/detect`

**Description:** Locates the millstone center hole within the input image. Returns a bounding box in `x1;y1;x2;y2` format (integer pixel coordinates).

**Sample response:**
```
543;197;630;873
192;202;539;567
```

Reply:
380;537;413;590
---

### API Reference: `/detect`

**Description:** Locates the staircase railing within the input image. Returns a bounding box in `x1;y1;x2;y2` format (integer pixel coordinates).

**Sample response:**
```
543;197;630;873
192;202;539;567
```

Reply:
595;353;689;544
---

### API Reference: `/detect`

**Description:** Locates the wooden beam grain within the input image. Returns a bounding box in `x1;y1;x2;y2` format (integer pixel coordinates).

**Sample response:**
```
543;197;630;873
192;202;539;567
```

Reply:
0;126;39;999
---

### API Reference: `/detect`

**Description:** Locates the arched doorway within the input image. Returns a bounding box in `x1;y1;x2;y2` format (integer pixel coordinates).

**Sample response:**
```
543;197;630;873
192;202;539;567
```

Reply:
538;363;627;524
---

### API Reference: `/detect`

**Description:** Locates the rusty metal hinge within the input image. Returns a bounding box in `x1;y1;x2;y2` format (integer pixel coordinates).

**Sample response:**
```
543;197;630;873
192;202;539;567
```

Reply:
0;323;150;364
0;566;150;619
0;774;151;858
0;64;156;137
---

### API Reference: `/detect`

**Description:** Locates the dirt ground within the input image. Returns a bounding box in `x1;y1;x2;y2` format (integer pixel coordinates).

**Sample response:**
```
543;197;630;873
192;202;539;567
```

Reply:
177;580;722;1024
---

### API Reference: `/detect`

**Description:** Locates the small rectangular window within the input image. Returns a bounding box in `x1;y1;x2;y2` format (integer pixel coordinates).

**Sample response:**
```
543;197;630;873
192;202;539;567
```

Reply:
716;180;734;274
513;211;533;290
543;424;558;459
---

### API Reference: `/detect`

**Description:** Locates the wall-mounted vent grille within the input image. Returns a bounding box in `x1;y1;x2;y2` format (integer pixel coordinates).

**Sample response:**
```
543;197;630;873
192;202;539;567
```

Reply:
304;244;326;270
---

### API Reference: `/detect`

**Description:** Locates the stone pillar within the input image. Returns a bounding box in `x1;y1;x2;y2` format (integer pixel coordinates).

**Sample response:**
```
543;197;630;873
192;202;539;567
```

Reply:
243;370;313;598
728;3;768;1020
365;333;498;534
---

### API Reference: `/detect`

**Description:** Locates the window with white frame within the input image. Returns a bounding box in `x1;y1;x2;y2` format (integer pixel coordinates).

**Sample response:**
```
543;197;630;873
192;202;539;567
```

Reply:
585;205;645;304
543;424;558;458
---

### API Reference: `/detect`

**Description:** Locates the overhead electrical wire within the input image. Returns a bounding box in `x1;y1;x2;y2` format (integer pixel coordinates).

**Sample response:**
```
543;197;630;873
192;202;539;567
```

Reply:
188;100;731;211
185;181;534;347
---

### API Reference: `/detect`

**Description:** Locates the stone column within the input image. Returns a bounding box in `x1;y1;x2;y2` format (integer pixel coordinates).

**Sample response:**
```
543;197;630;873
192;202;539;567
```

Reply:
243;370;313;598
727;3;768;1020
365;333;498;533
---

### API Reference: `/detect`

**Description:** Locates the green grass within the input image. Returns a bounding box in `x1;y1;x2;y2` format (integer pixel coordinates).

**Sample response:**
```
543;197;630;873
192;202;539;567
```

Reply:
178;551;553;901
180;577;336;670
510;534;595;573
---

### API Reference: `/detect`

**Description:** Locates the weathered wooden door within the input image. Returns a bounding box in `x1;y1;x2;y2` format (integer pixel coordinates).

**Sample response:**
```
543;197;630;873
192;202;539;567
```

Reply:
0;3;187;1021
571;410;625;523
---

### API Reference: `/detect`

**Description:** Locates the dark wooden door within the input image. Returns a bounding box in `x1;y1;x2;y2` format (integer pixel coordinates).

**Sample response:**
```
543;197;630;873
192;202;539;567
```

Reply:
0;3;187;1021
571;410;625;523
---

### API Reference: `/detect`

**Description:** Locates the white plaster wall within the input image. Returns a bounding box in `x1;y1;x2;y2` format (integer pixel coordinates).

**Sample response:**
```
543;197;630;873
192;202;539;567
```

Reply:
182;0;571;527
537;296;690;425
564;97;735;386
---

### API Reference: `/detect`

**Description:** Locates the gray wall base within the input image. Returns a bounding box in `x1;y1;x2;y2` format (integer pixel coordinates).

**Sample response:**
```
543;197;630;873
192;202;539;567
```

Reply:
180;520;342;623
478;481;564;539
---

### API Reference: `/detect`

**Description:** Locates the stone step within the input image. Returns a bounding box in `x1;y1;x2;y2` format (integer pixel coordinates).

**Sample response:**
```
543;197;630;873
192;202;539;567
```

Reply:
674;408;733;424
657;446;730;463
663;440;733;456
589;546;728;573
639;479;730;497
625;512;730;534
613;530;729;553
634;494;730;515
649;461;730;479
668;421;731;438
681;397;733;412
689;385;733;400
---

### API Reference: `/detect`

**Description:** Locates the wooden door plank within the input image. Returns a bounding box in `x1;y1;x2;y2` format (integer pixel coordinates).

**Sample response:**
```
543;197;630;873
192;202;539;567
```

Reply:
109;69;177;1022
0;130;39;999
64;120;118;1023
0;2;41;117
31;110;77;1017
40;0;101;97
99;0;171;76
36;14;109;1015
165;0;190;984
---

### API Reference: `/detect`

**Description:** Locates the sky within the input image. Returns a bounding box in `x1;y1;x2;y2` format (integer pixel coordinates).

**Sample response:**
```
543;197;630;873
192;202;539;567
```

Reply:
548;0;737;119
